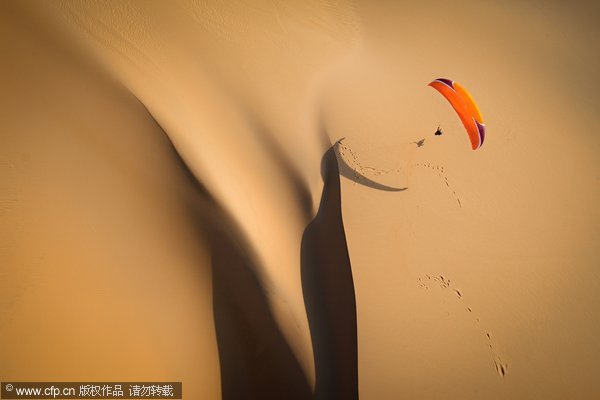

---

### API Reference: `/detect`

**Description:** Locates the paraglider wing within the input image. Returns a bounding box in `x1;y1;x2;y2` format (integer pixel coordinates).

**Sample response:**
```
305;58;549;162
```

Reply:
428;78;485;150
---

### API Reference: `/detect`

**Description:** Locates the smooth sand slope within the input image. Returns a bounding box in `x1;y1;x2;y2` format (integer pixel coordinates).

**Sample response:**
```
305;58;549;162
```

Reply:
1;1;599;399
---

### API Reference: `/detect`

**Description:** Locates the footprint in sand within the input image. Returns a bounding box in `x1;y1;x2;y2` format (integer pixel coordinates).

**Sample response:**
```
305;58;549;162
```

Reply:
335;139;463;207
418;274;510;378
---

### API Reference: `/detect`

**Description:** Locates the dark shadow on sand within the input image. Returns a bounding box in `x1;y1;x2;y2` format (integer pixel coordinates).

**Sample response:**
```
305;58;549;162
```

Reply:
145;102;361;399
211;227;314;400
210;145;361;400
334;141;407;192
301;147;359;400
141;104;314;400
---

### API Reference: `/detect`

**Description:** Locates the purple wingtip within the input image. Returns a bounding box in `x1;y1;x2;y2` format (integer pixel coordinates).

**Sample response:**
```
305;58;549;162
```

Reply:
475;120;485;147
436;78;454;88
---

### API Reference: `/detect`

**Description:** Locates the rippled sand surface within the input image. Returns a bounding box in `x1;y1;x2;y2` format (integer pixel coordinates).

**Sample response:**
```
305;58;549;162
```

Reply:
1;1;599;399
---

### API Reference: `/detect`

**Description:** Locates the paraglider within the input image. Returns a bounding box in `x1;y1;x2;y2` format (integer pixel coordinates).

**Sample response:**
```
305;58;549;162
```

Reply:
428;78;485;150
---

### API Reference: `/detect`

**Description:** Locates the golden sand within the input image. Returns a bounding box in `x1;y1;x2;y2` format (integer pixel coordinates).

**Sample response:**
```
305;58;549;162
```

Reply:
1;1;598;398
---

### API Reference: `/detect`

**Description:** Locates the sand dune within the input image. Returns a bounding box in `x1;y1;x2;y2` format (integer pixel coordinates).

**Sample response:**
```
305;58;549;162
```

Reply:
1;1;599;399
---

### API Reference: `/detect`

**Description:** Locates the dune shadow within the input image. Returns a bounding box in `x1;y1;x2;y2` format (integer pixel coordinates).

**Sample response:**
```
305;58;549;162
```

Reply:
209;144;361;399
334;141;407;192
149;102;362;399
142;104;313;400
211;225;315;400
301;146;359;400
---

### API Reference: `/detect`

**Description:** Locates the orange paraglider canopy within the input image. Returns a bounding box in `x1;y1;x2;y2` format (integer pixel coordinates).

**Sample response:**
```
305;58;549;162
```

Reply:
428;78;485;150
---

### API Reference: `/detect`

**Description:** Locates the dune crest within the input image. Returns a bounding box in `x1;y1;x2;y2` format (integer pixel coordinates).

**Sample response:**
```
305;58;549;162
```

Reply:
2;1;599;399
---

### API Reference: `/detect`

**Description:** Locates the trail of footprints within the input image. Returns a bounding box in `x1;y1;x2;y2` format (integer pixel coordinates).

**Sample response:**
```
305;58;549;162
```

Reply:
413;162;462;208
336;139;401;178
418;275;509;378
336;142;503;373
335;139;462;208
